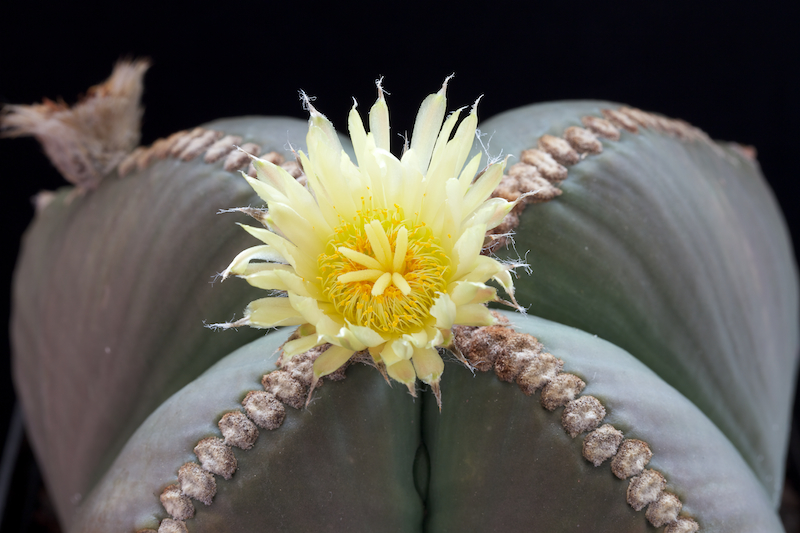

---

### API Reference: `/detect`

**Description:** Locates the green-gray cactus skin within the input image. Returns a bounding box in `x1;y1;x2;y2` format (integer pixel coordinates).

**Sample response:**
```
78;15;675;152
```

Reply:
10;102;798;532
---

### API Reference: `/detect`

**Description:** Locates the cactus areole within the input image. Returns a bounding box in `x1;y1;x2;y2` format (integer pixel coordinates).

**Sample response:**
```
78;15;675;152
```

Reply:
6;62;797;533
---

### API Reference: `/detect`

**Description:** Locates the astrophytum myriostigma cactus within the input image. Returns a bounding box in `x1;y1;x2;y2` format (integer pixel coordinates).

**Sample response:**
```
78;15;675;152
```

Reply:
6;62;797;533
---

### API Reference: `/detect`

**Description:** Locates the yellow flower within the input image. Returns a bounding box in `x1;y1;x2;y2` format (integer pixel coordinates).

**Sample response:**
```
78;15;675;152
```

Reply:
219;79;522;406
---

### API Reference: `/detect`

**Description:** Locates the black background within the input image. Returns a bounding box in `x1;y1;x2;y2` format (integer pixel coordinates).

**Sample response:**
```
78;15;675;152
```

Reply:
1;0;798;531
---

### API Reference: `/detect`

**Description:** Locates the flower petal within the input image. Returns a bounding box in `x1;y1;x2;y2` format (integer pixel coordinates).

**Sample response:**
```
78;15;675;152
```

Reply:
386;359;417;391
346;322;387;348
380;338;413;367
245;297;307;328
452;224;487;280
462;158;507;217
239;224;316;279
313;345;355;378
369;88;391;152
283;334;322;357
450;281;497;306
412;347;444;385
267;203;326;257
222;244;287;279
429;293;457;330
454;303;496;326
244;267;317;298
408;83;447;175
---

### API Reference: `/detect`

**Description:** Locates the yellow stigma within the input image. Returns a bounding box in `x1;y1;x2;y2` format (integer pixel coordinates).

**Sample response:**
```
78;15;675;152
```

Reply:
318;207;449;333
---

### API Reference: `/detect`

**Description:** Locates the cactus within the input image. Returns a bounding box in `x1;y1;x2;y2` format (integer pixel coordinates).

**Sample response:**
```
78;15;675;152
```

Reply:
6;63;797;532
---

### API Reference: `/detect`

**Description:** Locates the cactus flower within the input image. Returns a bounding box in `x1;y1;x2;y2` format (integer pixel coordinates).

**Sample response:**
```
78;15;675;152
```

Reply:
218;80;521;402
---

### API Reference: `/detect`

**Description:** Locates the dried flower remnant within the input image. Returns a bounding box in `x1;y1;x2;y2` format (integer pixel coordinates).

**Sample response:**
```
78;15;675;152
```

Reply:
0;59;149;190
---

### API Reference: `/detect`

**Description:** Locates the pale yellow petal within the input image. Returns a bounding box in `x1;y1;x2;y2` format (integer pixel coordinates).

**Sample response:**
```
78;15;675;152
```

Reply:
408;85;447;175
333;326;368;352
239;224;317;279
402;329;429;348
429;293;456;330
348;103;368;166
454;303;496;326
245;297;306;328
369;88;391;152
283;334;322;357
307;105;343;155
452;224;486;280
456;254;505;284
386;359;417;391
462;159;507;217
267;203;326;257
380;338;413;367
222;244;286;279
346;323;387;348
244;267;316;298
313;345;355;378
411;347;444;385
426;107;463;174
465;197;514;231
457;152;482;193
450;281;497;306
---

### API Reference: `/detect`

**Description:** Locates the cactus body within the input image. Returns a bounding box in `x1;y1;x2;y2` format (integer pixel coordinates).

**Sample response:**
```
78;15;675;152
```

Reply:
9;99;797;532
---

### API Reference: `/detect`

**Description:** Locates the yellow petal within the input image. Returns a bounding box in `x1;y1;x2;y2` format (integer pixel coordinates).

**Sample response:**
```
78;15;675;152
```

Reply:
268;203;326;257
450;281;497;306
244;267;315;297
313;345;355;378
239;224;316;279
380;338;413;367
454;303;496;326
369;86;391;152
245;297;306;328
386;359;417;391
426;107;463;175
411;347;444;385
346;323;387;348
462;158;507;217
222;245;286;279
283;334;322;357
429;293;456;330
465;197;514;231
452;224;486;280
408;82;448;175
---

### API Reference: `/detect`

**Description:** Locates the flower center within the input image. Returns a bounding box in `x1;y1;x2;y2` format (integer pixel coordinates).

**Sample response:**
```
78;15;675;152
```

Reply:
318;208;449;333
